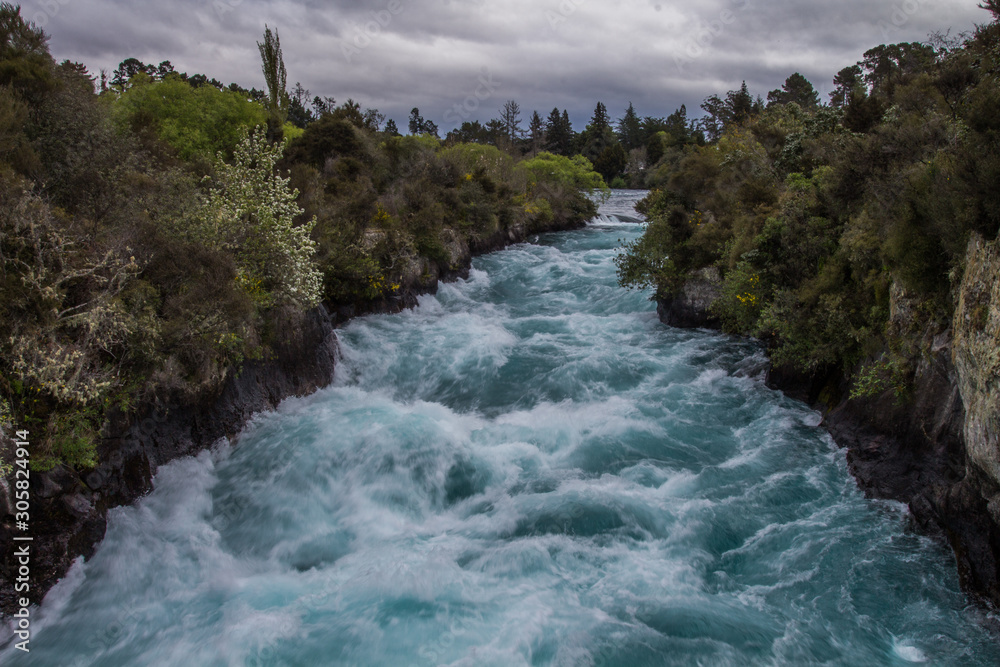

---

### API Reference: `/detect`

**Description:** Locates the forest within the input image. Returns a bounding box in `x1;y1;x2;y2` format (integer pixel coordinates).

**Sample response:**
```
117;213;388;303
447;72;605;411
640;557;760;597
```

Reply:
617;3;1000;398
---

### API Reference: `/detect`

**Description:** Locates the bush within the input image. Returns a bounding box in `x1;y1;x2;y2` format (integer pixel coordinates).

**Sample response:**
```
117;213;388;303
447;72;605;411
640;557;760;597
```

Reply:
113;73;268;160
187;128;323;309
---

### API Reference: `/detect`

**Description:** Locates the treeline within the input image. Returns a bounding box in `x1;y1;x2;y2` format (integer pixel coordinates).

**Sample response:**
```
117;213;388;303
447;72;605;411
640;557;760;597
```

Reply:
437;101;701;188
105;54;714;188
618;4;1000;398
0;5;603;472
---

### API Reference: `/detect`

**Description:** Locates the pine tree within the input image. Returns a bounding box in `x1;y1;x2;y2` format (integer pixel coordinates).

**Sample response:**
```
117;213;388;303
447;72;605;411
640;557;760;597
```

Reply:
561;110;573;150
544;108;561;153
589;102;611;135
528;110;545;155
617;102;643;151
727;81;754;124
499;100;524;147
582;102;615;161
767;73;820;109
408;107;424;135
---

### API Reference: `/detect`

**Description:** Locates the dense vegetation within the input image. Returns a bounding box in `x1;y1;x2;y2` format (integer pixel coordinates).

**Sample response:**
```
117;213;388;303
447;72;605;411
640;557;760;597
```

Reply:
618;5;1000;398
0;5;603;472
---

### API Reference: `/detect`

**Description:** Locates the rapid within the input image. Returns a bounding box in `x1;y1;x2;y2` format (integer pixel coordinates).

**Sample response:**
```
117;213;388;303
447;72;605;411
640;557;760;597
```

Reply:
4;191;998;666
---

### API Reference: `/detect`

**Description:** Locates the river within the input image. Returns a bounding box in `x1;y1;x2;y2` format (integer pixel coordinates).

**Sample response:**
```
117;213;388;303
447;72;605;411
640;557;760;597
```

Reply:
4;190;998;666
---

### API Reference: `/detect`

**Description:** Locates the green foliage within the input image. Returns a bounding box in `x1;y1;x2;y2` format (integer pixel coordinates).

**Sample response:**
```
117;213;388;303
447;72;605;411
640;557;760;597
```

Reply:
620;30;1000;378
615;213;681;298
849;357;909;400
0;3;55;102
519;152;607;193
713;260;766;334
113;73;268;160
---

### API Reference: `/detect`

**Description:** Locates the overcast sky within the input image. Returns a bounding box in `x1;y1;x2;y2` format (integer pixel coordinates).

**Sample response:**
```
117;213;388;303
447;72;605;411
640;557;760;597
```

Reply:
29;0;990;131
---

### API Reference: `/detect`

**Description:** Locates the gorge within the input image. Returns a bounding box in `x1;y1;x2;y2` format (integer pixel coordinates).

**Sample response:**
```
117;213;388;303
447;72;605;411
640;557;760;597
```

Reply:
3;192;998;666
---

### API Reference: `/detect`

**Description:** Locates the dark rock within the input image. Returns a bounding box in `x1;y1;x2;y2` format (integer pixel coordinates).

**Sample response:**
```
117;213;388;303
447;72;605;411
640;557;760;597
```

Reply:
656;267;723;329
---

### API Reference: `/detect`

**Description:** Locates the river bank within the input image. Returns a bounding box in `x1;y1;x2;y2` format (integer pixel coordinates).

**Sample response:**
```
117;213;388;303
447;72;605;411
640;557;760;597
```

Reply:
657;259;1000;609
0;205;592;618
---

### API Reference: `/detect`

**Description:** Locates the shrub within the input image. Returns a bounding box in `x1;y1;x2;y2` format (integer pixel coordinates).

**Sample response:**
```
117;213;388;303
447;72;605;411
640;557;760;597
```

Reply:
188;128;323;309
113;73;268;160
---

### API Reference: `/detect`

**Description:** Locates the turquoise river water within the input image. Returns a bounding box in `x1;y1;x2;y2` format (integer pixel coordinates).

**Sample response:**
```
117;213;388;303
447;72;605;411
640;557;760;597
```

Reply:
3;191;999;666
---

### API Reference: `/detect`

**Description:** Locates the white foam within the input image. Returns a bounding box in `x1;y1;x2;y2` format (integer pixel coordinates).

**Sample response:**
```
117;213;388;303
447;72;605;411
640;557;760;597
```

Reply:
893;639;928;662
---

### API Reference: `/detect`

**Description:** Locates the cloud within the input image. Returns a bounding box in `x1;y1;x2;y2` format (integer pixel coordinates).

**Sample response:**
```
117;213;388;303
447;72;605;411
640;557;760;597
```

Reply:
36;0;989;130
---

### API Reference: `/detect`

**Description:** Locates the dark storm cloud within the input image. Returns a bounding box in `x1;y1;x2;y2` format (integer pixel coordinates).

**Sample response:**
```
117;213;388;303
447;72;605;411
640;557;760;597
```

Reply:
32;0;989;130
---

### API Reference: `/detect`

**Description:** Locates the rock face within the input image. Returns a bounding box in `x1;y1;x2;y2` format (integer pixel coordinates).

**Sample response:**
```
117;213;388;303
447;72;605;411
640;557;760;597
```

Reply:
656;267;723;329
656;240;1000;606
0;209;592;616
954;235;1000;492
950;234;1000;601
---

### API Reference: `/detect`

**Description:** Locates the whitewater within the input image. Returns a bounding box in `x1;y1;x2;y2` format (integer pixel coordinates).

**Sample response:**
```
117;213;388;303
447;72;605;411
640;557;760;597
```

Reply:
3;191;998;666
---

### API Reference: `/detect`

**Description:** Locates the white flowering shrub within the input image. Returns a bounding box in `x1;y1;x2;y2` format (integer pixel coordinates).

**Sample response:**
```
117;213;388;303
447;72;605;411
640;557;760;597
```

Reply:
194;128;322;309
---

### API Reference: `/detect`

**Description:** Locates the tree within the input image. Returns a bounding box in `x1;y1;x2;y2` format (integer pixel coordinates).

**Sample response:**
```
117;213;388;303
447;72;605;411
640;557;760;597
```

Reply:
407;107;438;137
727;81;755;123
830;65;864;107
589;101;611;134
617;102;643;151
561;110;573;148
580;102;616;161
484;118;506;145
154;61;174;78
700;82;758;141
544;107;572;155
593;142;627;183
499;99;524;147
519;151;607;192
528;110;545;155
193;128;322;308
860;42;936;98
313;95;336;117
383;118;400;136
257;25;289;144
767;72;820;109
447;120;492;144
110;57;154;89
362;107;385;132
288;82;313;128
664;105;691;145
0;2;54;99
112;73;268;160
